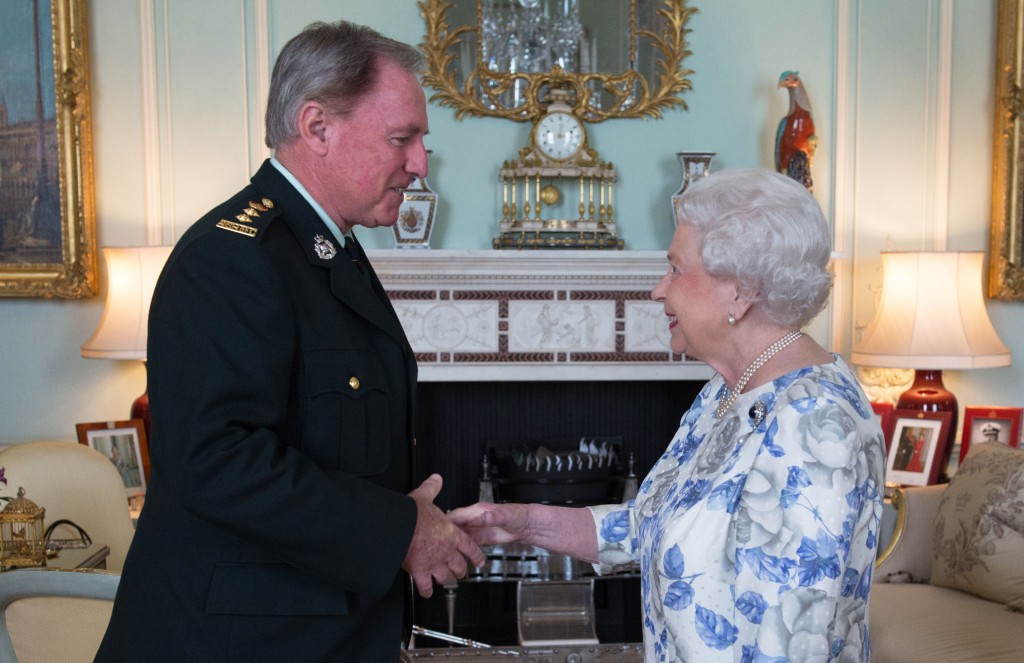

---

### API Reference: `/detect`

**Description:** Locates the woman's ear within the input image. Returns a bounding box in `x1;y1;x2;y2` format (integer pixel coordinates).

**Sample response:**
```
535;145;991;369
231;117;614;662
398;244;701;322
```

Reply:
727;285;756;323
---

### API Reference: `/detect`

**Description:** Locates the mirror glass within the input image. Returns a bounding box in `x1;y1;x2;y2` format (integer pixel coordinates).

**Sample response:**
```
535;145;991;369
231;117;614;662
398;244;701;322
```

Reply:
421;0;694;122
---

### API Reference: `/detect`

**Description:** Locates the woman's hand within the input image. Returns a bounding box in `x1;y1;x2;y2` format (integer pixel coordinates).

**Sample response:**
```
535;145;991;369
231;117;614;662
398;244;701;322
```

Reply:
448;502;532;546
449;502;600;564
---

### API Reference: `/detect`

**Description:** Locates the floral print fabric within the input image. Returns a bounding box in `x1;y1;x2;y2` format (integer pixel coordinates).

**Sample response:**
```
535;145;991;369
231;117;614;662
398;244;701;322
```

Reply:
930;442;1024;606
590;356;885;662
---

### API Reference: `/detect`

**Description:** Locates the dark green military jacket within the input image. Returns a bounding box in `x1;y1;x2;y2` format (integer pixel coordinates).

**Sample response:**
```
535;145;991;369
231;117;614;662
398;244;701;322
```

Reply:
96;160;418;662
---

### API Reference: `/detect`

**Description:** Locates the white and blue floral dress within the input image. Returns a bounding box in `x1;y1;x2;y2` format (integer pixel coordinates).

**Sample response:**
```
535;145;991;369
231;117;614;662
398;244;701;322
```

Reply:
590;356;885;662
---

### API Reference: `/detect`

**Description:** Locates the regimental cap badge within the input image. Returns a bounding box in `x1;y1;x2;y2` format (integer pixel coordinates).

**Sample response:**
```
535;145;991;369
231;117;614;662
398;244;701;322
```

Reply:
313;234;337;260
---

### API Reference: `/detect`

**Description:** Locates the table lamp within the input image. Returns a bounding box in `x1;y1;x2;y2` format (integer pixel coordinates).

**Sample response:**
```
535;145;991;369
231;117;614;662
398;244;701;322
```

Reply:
851;251;1011;479
81;246;172;439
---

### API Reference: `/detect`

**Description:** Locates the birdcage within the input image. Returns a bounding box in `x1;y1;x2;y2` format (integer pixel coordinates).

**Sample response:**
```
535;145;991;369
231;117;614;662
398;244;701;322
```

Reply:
0;487;47;570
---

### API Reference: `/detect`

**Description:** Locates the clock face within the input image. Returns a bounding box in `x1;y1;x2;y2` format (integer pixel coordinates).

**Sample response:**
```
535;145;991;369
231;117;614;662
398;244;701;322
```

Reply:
535;112;583;160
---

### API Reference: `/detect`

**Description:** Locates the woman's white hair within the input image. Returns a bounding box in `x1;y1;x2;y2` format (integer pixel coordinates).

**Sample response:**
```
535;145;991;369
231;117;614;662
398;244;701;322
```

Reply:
674;168;833;328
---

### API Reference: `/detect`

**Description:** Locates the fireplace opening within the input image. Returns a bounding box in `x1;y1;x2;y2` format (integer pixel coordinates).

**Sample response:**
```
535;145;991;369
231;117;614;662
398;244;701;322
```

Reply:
411;379;703;646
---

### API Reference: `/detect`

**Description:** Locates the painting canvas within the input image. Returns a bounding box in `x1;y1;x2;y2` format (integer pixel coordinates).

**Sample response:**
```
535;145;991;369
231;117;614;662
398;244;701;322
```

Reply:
0;1;60;262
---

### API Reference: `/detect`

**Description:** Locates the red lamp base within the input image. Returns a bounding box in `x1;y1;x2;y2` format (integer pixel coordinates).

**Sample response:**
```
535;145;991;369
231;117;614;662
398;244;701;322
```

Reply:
130;362;151;442
896;369;958;482
131;390;151;442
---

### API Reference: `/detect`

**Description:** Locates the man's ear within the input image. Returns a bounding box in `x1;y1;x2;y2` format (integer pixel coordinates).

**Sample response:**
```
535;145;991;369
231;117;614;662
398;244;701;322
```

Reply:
296;101;330;155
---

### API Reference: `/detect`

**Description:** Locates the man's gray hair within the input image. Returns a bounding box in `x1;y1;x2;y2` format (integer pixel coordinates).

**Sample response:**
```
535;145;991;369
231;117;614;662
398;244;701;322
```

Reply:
264;21;423;149
674;168;833;328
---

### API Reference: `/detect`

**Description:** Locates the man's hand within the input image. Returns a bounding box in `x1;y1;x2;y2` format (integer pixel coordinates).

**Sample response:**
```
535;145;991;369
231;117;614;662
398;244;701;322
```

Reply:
402;474;485;598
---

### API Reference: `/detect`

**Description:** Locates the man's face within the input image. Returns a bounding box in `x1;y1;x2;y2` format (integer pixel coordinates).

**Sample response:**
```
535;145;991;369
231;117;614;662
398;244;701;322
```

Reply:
316;59;429;232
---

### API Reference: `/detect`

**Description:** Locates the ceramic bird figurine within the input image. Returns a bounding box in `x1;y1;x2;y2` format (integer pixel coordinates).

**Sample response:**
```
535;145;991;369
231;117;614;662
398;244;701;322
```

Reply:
775;70;817;190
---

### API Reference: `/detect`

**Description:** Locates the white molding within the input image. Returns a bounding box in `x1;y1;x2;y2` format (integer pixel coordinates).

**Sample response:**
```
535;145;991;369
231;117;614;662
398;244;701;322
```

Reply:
368;250;714;382
241;0;272;175
831;0;856;358
370;249;668;284
138;0;162;244
919;0;953;249
254;0;271;163
931;0;954;249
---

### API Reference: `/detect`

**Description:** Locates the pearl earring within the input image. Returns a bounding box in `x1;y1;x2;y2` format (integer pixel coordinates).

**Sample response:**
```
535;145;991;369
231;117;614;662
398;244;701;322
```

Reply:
727;313;736;326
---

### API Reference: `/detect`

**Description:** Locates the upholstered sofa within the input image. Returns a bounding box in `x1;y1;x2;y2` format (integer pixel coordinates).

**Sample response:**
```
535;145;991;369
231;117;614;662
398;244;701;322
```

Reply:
870;443;1024;662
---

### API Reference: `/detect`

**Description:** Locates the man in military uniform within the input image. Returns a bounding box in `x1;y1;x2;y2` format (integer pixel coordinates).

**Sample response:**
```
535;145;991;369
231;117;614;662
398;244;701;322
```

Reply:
96;21;483;662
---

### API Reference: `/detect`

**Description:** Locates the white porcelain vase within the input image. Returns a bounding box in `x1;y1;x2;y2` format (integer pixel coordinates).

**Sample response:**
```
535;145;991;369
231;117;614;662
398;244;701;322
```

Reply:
670;151;715;226
393;151;438;248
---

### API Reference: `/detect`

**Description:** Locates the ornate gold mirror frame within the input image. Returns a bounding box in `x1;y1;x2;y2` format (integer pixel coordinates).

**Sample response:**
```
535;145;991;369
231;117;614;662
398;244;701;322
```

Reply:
991;0;1024;300
418;0;696;123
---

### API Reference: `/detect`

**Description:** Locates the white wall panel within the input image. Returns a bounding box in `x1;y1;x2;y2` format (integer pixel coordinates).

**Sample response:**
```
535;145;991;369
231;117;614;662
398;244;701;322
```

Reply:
850;0;951;341
159;1;250;233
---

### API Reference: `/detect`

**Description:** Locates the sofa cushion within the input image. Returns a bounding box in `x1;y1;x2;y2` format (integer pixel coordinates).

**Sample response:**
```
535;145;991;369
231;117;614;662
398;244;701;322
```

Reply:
870;584;1024;662
930;442;1024;605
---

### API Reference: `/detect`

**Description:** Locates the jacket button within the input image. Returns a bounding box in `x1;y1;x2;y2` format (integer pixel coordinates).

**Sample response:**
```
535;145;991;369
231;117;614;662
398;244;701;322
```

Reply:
348;376;360;390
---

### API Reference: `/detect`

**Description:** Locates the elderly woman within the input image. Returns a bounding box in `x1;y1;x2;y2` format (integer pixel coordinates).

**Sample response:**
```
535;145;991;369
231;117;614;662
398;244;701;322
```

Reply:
450;169;885;662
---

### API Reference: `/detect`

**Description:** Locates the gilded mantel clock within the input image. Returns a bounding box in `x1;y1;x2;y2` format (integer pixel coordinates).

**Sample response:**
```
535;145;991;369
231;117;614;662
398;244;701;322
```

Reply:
494;89;622;250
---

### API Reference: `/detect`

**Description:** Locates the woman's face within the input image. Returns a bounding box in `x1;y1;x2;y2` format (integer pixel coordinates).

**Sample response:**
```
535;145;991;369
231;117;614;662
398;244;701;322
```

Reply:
651;223;735;358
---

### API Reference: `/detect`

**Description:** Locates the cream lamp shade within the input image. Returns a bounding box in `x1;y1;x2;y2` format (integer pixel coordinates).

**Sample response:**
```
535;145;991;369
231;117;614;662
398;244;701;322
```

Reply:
850;252;1010;369
81;246;172;360
851;251;1010;483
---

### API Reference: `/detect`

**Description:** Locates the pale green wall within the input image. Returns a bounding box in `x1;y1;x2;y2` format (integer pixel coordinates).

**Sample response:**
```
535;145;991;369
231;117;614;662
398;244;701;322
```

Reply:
1;0;1018;444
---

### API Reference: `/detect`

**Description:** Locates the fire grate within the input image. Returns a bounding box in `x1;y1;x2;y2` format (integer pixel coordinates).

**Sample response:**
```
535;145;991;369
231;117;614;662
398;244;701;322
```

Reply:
517;579;598;646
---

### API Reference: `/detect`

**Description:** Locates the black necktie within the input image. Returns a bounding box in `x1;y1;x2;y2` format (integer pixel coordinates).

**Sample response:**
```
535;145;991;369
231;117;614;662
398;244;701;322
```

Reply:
343;235;370;284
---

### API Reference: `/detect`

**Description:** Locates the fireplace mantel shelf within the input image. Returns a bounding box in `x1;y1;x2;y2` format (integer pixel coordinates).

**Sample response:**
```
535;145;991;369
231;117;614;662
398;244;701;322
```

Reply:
367;250;712;382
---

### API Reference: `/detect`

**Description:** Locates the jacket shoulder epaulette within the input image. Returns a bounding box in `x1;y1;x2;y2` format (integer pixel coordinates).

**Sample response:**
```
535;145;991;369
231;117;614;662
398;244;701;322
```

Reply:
213;196;280;239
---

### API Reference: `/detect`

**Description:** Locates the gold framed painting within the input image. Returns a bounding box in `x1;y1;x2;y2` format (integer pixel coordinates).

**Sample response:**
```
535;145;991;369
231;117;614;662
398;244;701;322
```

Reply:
0;0;96;298
991;0;1024;300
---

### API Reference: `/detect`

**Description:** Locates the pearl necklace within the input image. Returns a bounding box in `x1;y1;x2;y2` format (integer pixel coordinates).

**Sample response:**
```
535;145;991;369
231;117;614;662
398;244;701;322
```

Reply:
714;330;804;418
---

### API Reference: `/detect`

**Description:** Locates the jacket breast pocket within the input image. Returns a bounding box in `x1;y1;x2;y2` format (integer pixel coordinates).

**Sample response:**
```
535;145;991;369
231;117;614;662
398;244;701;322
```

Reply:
302;349;391;475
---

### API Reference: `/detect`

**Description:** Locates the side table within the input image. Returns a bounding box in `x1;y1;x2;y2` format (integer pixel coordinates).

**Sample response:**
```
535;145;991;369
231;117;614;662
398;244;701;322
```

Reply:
48;543;110;570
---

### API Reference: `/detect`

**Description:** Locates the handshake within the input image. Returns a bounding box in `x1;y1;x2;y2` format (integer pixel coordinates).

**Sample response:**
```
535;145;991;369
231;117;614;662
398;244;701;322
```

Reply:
401;473;596;598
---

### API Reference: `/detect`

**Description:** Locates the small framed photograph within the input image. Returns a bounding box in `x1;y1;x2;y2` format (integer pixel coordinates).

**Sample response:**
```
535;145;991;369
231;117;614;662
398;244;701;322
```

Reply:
76;420;150;496
871;402;896;452
885;410;953;486
959;406;1023;463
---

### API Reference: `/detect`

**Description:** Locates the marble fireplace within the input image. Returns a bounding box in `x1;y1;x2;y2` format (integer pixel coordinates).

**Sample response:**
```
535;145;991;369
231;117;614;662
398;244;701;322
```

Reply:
372;249;710;645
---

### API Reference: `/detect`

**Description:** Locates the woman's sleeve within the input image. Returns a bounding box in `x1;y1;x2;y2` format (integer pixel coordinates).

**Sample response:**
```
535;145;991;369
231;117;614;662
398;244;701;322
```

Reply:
588;502;640;575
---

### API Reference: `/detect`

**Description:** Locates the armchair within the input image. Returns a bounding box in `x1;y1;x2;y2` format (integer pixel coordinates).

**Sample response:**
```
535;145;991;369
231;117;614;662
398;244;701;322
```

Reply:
0;568;119;663
870;443;1024;662
0;441;136;572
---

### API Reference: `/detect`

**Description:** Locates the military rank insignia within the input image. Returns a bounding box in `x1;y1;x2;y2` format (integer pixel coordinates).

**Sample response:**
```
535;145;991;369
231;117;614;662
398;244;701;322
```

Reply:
216;198;275;237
